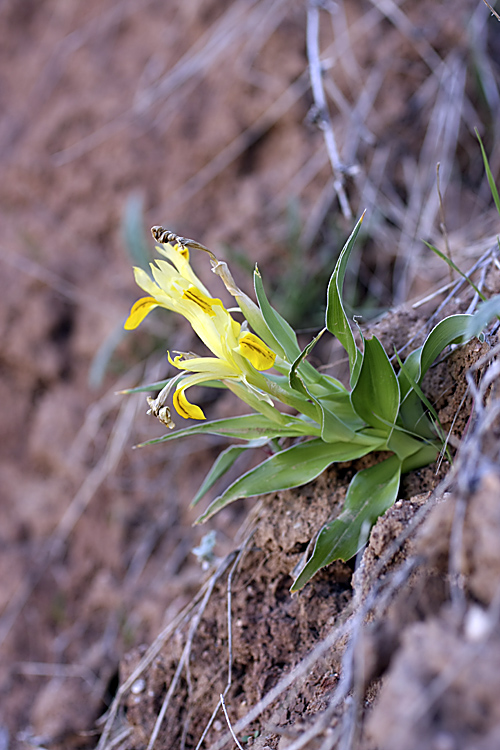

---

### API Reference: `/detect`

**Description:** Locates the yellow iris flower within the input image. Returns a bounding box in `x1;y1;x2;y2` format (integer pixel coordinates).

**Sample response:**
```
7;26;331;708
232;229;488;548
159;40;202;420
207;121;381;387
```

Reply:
124;241;276;420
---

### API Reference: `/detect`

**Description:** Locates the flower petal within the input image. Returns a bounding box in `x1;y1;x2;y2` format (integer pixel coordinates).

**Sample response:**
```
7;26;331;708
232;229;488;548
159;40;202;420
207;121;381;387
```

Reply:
151;259;181;292
182;287;224;317
156;243;212;293
168;351;237;377
133;267;163;297
238;332;276;370
173;387;206;420
175;243;190;261
124;297;158;330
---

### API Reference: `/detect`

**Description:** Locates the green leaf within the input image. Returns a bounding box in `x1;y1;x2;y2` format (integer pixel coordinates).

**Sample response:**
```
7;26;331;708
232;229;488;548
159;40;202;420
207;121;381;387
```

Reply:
476;128;500;217
350;348;363;389
396;358;437;440
235;290;288;363
287;330;357;441
465;295;500;338
397;348;421;401
386;426;432;461
135;413;313;446
401;442;438;473
223;378;319;427
289;328;326;393
396;350;446;442
118;376;178;395
307;374;348;397
291;456;402;590
196;435;386;523
325;214;364;373
319;403;358;442
397;315;476;439
317;392;364;442
318;393;365;428
419;314;474;379
254;265;326;384
191;440;268;506
351;335;400;434
398;314;475;401
254;265;301;363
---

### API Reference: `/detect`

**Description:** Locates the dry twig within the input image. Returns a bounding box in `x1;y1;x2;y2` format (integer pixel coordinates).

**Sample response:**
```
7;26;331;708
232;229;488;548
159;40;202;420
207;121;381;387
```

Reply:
306;1;352;220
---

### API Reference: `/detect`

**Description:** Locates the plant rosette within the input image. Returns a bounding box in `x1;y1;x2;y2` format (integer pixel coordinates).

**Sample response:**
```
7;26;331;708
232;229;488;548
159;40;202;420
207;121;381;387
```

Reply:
122;215;498;591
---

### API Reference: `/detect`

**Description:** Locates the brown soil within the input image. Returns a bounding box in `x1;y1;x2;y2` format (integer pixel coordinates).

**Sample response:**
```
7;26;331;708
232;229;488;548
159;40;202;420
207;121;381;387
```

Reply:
1;1;499;749
110;328;499;750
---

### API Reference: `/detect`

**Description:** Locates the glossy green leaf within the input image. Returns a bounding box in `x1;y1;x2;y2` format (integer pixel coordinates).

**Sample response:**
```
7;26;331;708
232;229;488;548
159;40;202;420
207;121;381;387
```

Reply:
398;314;474;404
351;336;400;433
254;265;323;385
401;442;438;473
397;383;436;441
317;392;364;442
386;426;432;461
224;378;320;427
191;440;268;506
196;435;386;523
397;315;473;436
118;376;178;395
287;330;356;441
465;295;500;338
307;374;348;397
319;403;358;442
135;413;313;447
289;328;326;393
349;348;363;389
397;348;421;401
254;265;301;363
396;353;444;441
234;289;288;363
291;456;402;590
419;314;474;380
325;214;364;372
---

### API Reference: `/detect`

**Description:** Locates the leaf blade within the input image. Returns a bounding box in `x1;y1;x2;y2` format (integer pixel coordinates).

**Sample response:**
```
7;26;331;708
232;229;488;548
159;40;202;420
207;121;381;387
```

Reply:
191;441;267;506
135;413;313;446
254;265;301;363
351;336;400;433
196;435;386;523
291;456;402;590
325;214;364;371
419;314;474;380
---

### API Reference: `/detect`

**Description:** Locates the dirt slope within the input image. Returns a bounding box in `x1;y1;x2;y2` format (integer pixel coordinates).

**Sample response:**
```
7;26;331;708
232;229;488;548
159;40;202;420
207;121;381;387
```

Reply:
0;1;499;748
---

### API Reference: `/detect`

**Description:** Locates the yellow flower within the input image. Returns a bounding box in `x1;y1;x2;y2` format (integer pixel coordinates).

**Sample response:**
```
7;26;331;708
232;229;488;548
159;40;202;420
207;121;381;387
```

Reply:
125;241;276;420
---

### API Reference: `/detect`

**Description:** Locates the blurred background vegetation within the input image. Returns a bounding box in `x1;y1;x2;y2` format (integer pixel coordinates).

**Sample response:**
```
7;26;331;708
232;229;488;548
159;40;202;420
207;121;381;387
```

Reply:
0;0;498;745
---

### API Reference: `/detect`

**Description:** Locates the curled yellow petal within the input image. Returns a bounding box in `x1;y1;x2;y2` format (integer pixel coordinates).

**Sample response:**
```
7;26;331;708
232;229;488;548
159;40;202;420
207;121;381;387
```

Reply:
173;388;206;420
174;242;189;261
167;351;184;368
238;332;276;370
182;287;224;317
124;297;158;330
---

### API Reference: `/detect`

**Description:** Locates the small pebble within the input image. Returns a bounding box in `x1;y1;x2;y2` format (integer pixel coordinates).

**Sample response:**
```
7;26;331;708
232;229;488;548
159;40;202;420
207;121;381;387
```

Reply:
464;605;491;642
131;678;146;695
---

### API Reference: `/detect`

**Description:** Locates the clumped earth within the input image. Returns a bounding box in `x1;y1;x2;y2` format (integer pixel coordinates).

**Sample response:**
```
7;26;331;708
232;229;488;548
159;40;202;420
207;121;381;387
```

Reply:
0;1;499;749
